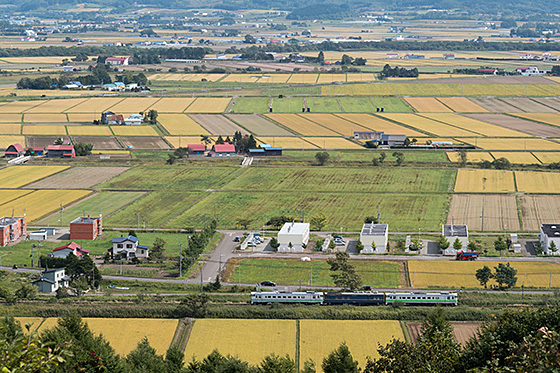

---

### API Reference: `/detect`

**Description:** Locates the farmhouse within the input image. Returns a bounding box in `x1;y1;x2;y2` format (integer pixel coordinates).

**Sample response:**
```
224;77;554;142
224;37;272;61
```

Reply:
365;134;407;147
0;216;26;247
443;53;455;59
70;215;103;240
208;143;236;157
105;56;132;65
386;53;399;59
187;144;206;155
359;223;388;254
109;235;149;260
124;113;142;125
540;224;560;255
248;144;283;157
277;222;310;252
442;224;468;255
354;131;384;140
516;66;544;76
47;145;75;158
32;268;69;293
4;143;24;158
53;242;90;258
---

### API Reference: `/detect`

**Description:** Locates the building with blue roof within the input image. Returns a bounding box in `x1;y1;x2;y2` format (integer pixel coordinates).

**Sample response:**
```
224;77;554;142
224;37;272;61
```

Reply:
109;235;149;260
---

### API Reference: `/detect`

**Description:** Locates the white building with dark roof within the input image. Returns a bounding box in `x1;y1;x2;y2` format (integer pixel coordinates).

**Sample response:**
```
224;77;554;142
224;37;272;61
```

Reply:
442;224;468;255
540;224;560;255
359;223;388;254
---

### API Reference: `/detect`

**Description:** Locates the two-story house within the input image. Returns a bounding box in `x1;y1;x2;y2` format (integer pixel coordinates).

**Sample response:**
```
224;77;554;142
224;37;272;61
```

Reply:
109;235;149;260
32;267;69;293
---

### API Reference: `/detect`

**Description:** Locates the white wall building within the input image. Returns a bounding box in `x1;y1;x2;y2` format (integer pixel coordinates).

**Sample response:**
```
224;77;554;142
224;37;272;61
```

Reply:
442;224;468;255
540;224;560;255
359;223;388;254
277;222;309;252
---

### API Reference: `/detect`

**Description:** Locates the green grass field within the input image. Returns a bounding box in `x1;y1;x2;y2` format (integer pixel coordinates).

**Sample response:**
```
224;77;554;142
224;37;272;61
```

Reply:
221;167;455;193
104;191;208;228
370;97;413;113
338;97;377;112
272;98;305;113
224;258;401;287
97;166;240;191
305;97;342;112
35;192;145;226
281;150;448;163
230;98;271;113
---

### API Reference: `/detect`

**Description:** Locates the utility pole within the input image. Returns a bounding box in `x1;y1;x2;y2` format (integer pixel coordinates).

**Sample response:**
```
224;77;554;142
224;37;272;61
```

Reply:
59;200;64;229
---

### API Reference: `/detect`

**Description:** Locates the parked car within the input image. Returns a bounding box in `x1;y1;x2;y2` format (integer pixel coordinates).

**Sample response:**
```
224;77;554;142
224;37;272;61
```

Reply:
333;235;343;240
362;285;372;291
333;238;345;246
260;281;277;287
233;236;240;242
247;241;256;247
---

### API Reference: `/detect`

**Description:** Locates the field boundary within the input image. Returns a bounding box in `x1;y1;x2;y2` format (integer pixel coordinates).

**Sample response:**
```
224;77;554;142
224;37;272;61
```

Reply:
296;319;301;371
170;317;194;352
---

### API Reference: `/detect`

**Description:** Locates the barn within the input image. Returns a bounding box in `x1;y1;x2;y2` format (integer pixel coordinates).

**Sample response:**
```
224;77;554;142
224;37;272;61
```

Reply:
4;143;24;158
47;145;75;158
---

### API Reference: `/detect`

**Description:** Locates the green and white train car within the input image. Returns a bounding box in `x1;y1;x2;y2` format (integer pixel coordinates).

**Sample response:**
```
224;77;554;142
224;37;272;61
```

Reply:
250;291;323;305
385;291;457;306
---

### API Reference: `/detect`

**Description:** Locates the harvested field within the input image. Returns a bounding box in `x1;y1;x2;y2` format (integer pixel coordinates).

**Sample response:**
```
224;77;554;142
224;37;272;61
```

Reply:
491;152;540;164
513;113;560;127
447;152;493;163
454;169;516;193
72;136;121;149
300;320;404;369
447;194;520;231
118;136;169;149
26;136;70;148
27;166;129;189
22;125;67;135
515;171;560;193
0;124;21;134
66;113;97;123
533;152;560;164
465;113;560;137
304;137;364;149
518;195;560;231
0;114;23;122
422;113;530;137
404;97;453;112
147;97;195;113
158;114;210;136
0;135;24;149
106;98;160;114
303;114;368;136
66;126;113;136
500;98;557;113
23;114;68;123
337;113;426;136
185;98;231;113
265;114;339;136
110;126;158;136
185;319;296;365
286;74;318;84
0;165;69;188
381;113;475;137
28;98;87;113
470;98;523;112
65;97;123;113
406;322;481;347
463;138;560;151
226;114;294;136
0;100;44;113
436;97;488;112
188;114;248;135
255;136;317;149
532;97;560;111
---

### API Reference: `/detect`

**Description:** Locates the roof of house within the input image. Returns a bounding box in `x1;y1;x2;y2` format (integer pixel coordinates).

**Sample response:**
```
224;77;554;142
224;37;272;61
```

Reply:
47;145;74;151
25;146;44;151
53;242;89;254
188;144;205;151
249;149;265;153
541;224;560;237
42;267;66;274
112;235;139;244
279;222;309;235
108;114;125;121
212;143;236;153
137;244;149;249
361;223;388;236
32;278;55;285
0;216;24;228
6;143;24;153
443;224;468;237
106;57;129;62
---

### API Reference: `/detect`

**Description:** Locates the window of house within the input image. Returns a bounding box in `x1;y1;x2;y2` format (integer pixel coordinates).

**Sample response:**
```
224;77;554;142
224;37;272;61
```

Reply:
127;244;133;248
117;244;123;248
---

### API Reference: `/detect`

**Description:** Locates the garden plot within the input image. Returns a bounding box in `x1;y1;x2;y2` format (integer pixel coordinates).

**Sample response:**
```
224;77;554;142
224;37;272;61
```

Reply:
27;167;129;189
469;98;523;112
185;98;231;113
65;97;123;113
454;169;515;193
447;194;520;231
226;114;294;136
518;195;560;231
265;114;339;136
465;113;560;137
255;136;317;149
188;114;248;135
421;113;531;137
515;171;560;193
380;113;475;137
303;114;368;136
463;138;560;151
66;126;113;136
28;98;87;113
118;136;169;149
72;136;121;149
500;98;557;113
491;152;540;164
404;97;453;112
0;135;24;149
436;97;488;112
147;97;195;113
158;114;210;136
339;114;426;137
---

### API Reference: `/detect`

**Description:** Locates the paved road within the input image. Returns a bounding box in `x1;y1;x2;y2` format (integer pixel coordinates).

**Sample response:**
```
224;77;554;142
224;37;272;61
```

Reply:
199;230;242;284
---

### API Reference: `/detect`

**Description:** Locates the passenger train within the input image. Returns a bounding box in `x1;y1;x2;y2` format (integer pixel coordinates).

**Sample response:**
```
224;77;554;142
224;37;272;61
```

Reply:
250;290;458;306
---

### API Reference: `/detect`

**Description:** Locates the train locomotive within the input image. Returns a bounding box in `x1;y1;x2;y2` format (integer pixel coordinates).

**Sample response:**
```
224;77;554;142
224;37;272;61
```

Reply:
250;290;458;306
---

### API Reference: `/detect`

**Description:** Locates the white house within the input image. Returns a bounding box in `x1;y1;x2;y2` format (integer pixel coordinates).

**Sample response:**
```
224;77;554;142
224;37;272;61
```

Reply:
105;56;131;66
277;222;310;252
359;223;388;254
442;224;468;255
540;224;560;255
32;268;69;293
110;235;149;260
124;113;142;125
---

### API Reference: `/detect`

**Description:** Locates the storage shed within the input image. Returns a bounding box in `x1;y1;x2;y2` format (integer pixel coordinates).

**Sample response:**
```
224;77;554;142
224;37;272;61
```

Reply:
359;223;388;254
442;224;468;255
277;222;310;252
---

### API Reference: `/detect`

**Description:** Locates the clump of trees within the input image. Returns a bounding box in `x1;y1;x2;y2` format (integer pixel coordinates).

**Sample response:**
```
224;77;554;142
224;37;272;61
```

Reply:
379;64;419;79
181;220;217;270
476;262;518;289
327;251;362;290
74;142;93;156
479;157;511;170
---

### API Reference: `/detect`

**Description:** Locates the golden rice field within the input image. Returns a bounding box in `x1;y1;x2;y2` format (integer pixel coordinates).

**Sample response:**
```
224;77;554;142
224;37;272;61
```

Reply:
404;97;452;112
447;194;520;231
106;98;160;114
67;113;98;122
0;135;25;149
491;152;541;164
533;152;560;164
345;73;376;82
422;113;531;137
66;97;124;113
408;261;560;288
28;98;87;113
256;136;318;149
66;125;113;136
185;319;297;364
0;114;23;123
0;190;34;206
462;138;560;151
0;124;21;134
338;114;426;137
454;169;516;193
220;74;262;83
437;97;489;113
110;126;159;136
147;98;196;113
300;320;404;370
316;74;347;84
0;189;91;221
0;101;44;113
515;171;560;193
287;74;319;84
148;73;225;82
164;136;216;148
0;166;69;188
304;137;364;149
96;150;130;155
23;113;68;123
22;125;67;135
158;114;210;135
513;113;560;127
185;98;231;113
265;114;339;136
447;152;494;163
303;114;367;136
381;113;475;137
256;75;291;83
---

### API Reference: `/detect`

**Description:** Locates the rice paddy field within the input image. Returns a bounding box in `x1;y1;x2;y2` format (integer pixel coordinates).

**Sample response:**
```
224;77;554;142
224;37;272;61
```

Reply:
515;171;560;194
404;97;453;112
184;98;231;113
110;126;159;136
447;194;521;231
158;114;210;135
22;125;67;135
0;165;69;188
265;114;340;136
420;113;531;137
491;152;541;164
454;169;516;193
461;138;560;151
336;114;426;137
66;125;113;136
381;113;475;137
447;152;494;163
436;97;488;112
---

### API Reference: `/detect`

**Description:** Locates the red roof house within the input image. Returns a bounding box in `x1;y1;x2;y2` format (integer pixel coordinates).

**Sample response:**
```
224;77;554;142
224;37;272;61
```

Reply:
53;242;90;258
105;56;131;65
5;143;24;158
187;144;206;155
208;143;236;157
47;145;75;158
